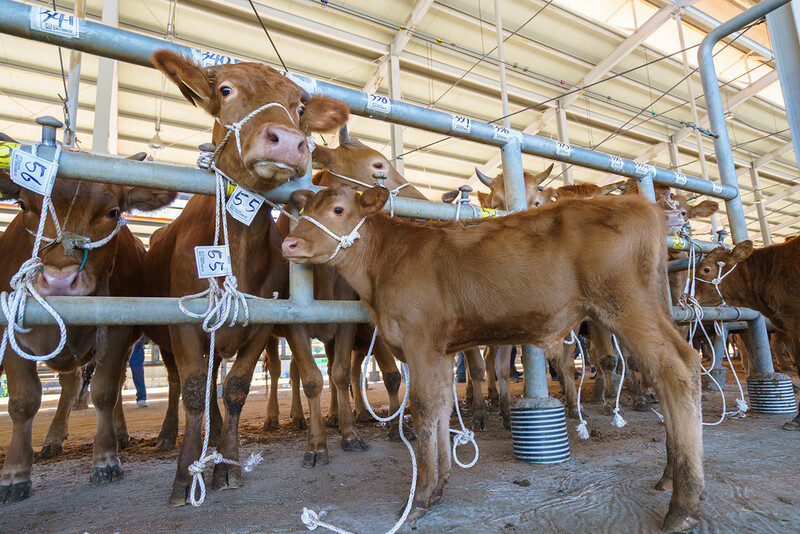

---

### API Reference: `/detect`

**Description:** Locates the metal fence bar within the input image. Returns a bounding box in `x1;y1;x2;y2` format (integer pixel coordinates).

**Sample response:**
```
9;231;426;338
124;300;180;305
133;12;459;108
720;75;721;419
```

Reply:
0;0;737;201
671;305;762;324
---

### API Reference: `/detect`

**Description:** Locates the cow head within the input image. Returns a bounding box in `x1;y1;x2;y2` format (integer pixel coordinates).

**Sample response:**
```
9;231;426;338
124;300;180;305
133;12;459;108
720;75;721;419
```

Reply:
693;241;754;306
5;153;177;297
282;185;388;264
152;50;349;193
474;164;554;210
313;126;401;183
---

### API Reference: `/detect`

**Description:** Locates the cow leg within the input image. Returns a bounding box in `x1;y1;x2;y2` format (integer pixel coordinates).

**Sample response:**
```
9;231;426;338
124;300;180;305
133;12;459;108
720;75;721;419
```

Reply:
72;362;94;410
323;340;338;428
285;325;328;467
113;357;130;451
351;350;371;423
485;346;499;404
495;345;512;430
373;338;408;441
41;368;81;458
263;336;281;431
212;328;271;491
432;358;456;507
554;343;581;419
407;352;451;522
463;347;487;431
156;349;181;451
610;310;703;533
330;322;367;451
588;322;618;416
624;355;651;412
0;354;40;503
89;328;133;485
208;355;223;448
289;358;307;430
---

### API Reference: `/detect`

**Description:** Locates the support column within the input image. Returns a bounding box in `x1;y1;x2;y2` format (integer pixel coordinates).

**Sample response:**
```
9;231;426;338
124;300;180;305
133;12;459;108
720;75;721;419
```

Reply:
387;49;405;175
92;0;119;154
63;0;86;146
555;102;573;185
745;314;796;414
766;2;800;169
749;164;773;245
493;0;510;129
703;323;729;391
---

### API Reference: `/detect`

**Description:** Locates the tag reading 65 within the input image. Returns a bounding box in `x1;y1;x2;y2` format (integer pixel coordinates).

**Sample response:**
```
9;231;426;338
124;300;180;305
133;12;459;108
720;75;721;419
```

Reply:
9;148;57;196
226;186;264;226
195;245;232;279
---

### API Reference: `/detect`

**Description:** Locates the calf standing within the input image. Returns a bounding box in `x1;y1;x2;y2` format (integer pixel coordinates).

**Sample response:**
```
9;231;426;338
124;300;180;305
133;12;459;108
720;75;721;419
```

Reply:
283;185;704;532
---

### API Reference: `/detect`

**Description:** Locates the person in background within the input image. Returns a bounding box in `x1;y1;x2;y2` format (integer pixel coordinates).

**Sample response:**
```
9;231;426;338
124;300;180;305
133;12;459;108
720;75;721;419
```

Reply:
130;336;148;408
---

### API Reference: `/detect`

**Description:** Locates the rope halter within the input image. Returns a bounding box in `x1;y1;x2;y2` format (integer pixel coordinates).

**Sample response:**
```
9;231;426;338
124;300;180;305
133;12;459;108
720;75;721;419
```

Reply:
326;171;411;217
299;214;367;262
696;260;737;306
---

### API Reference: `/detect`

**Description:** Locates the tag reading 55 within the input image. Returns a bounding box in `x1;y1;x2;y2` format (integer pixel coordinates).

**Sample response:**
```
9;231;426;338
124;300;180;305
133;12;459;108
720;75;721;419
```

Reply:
195;245;232;279
226;186;265;226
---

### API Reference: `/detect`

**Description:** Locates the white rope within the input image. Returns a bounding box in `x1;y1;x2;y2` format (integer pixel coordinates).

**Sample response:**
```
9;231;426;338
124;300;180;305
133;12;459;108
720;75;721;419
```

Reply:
609;334;628;428
0;143;68;367
449;374;479;469
566;331;589;439
714;321;748;418
454;196;480;221
326;171;412;218
299;214;367;262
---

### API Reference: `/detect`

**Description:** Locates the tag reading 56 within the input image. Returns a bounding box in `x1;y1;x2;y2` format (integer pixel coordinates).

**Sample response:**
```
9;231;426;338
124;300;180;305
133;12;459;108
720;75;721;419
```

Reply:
9;148;58;196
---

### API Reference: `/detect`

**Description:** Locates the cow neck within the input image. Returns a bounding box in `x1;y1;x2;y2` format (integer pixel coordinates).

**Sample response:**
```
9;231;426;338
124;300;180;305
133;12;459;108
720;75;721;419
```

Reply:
717;250;772;319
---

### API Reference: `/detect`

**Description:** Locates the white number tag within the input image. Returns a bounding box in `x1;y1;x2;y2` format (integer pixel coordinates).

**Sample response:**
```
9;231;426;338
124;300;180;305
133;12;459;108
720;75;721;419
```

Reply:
451;115;471;134
195;245;232;279
635;162;654;177
9;148;57;196
281;71;318;95
610;156;624;172
226;186;264;226
191;49;234;68
30;7;80;38
556;142;572;157
492;125;511;142
712;182;723;194
366;94;391;114
675;172;688;186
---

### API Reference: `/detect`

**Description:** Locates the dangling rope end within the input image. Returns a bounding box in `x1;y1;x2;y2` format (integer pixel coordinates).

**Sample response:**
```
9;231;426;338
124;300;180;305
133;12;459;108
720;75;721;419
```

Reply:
300;508;322;530
576;421;590;440
243;451;263;472
612;409;628;428
735;398;749;416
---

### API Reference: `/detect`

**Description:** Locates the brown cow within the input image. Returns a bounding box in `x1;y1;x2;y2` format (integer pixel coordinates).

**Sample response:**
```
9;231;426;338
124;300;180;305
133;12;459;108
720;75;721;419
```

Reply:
141;50;349;505
0;155;176;503
283;185;704;532
693;238;800;430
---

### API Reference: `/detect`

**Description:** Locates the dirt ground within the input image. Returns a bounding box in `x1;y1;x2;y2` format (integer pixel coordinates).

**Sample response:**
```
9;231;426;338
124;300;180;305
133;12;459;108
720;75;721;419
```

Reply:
0;369;798;534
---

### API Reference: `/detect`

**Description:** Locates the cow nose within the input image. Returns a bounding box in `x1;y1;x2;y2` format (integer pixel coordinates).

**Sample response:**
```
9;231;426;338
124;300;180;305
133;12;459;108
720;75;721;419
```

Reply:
281;238;302;257
37;265;82;296
261;125;308;167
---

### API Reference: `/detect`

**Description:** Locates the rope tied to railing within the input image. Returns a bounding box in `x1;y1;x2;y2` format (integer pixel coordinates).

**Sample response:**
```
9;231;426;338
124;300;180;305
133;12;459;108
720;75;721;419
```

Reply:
566;330;590;439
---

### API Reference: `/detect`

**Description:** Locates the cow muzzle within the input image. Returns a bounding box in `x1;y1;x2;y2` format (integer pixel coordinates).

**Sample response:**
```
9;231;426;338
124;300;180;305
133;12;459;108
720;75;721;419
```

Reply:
36;265;86;296
281;237;312;262
247;125;309;182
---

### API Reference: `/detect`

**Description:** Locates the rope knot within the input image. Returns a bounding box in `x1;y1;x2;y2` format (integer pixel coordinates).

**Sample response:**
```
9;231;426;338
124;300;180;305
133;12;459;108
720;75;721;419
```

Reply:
300;508;324;531
188;459;206;476
453;429;474;446
339;230;360;249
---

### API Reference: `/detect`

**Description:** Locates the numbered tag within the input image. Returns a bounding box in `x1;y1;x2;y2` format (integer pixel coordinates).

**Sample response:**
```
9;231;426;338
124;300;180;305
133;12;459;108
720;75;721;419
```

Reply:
712;182;723;194
556;142;572;157
9;148;57;196
451;115;472;134
281;71;318;95
194;245;232;279
191;49;234;68
226;186;265;226
675;172;688;186
635;162;654;177
30;7;80;38
366;94;391;114
670;236;686;250
0;142;18;170
479;207;499;218
492;125;511;142
610;156;624;172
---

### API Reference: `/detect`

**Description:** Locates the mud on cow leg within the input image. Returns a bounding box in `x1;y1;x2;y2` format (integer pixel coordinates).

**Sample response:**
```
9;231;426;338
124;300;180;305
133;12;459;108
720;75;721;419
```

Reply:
1;357;41;504
169;373;206;507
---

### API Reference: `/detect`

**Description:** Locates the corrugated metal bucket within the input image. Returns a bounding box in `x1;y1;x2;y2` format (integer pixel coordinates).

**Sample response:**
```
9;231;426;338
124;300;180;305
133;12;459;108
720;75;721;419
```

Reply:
509;405;570;464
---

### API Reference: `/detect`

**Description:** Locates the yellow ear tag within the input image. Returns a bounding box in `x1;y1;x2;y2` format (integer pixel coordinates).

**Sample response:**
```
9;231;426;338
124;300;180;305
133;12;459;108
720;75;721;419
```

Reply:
181;80;205;99
0;141;19;170
226;181;236;197
356;190;363;195
299;207;304;215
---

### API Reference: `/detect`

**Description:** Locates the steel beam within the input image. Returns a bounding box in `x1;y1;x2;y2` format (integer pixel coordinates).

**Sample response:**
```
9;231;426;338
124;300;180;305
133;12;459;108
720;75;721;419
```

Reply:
749;164;773;245
92;0;119;154
387;51;405;175
766;3;800;171
555;103;573;185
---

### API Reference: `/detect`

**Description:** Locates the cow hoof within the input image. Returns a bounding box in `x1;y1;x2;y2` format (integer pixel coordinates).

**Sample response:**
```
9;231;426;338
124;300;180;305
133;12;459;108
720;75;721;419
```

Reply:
634;401;652;413
341;438;368;452
654;476;673;492
567;408;587;420
90;464;124;484
167;482;190;507
355;411;374;424
405;501;429;522
502;417;511;430
117;433;131;451
155;433;177;451
0;480;32;504
661;510;699;533
603;404;620;416
40;440;64;459
324;415;338;428
782;420;800;431
293;418;309;431
472;418;487;432
212;463;242;490
302;450;329;468
263;417;280;431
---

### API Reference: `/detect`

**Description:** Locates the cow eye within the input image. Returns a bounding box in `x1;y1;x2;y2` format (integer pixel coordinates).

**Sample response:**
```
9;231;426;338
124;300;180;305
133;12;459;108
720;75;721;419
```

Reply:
333;207;344;215
220;86;232;97
681;211;687;217
298;105;305;117
373;162;384;170
17;200;28;212
107;209;119;219
702;267;711;274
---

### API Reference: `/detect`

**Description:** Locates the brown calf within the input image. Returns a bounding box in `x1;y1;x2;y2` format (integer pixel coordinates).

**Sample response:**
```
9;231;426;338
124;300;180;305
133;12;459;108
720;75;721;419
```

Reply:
694;238;800;430
283;185;704;532
141;50;349;505
0;155;176;503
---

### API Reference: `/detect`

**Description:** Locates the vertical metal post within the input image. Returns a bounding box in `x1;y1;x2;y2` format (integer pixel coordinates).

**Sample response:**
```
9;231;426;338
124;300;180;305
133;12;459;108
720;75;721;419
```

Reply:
766;2;800;169
667;140;680;171
493;0;511;129
288;163;315;304
387;47;405;175
749;164;773;245
521;345;548;398
747;315;775;375
92;0;119;154
555;102;573;185
63;0;86;147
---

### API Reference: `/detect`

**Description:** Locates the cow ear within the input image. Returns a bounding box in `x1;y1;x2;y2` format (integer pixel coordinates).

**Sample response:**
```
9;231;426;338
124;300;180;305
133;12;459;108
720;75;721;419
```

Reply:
120;188;178;213
358;187;389;215
290;189;315;212
477;191;490;208
126;152;148;162
152;50;215;112
312;145;335;169
441;190;459;204
729;240;754;263
300;96;350;134
689;200;719;219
